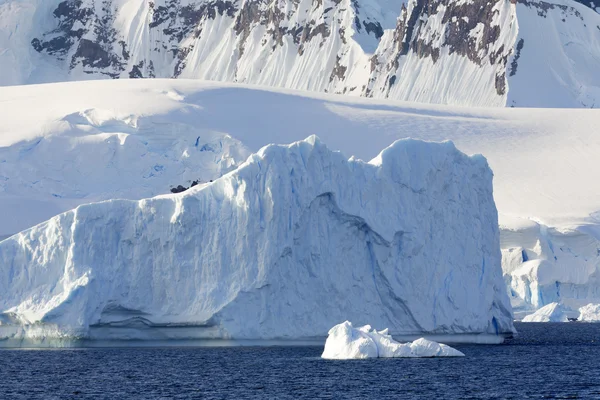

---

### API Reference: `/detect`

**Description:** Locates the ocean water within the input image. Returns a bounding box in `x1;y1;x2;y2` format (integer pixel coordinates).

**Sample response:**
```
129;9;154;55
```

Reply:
1;323;599;399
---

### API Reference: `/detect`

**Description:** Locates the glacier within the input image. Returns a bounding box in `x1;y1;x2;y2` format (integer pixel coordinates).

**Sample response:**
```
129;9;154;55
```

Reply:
321;321;465;359
0;136;513;344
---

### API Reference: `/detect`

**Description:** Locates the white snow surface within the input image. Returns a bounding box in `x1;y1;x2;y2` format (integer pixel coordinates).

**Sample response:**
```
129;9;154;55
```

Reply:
507;0;600;108
578;303;600;322
521;302;574;322
321;321;465;359
0;133;513;341
2;79;600;325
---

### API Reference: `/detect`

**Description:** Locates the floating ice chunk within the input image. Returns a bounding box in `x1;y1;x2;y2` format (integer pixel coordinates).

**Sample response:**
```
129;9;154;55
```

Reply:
521;302;571;322
578;304;600;322
321;321;465;359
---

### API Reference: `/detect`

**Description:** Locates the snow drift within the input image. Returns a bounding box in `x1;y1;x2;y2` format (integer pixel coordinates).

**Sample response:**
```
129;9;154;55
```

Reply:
0;136;513;343
321;321;464;359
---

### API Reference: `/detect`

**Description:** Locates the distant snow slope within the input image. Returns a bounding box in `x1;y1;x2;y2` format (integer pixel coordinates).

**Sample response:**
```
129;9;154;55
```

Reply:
0;136;513;342
1;79;600;316
1;0;600;107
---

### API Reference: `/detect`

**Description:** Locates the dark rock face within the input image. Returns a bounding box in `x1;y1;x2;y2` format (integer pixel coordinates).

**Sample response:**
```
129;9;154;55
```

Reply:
351;0;384;39
330;55;347;82
573;0;599;12
170;185;188;194
234;0;335;57
170;179;206;193
31;0;94;58
392;0;508;94
441;0;502;65
150;0;236;43
518;0;585;20
369;0;516;98
509;38;524;77
129;61;145;78
32;0;126;76
33;0;237;78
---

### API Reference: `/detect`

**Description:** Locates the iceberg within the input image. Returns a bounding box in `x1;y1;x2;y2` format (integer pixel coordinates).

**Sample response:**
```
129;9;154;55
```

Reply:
321;321;465;359
578;304;600;322
0;136;514;343
521;302;575;322
501;220;600;320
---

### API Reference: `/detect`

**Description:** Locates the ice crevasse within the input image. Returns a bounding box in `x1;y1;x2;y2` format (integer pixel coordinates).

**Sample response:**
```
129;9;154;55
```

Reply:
0;136;514;342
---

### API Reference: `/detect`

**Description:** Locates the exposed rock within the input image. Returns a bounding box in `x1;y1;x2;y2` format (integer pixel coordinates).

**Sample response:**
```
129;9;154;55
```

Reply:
23;0;575;107
329;55;347;82
509;38;524;76
31;0;94;58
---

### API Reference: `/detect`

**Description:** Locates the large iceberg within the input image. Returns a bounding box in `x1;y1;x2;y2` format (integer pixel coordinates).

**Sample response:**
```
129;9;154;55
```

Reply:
0;136;514;343
321;321;465;359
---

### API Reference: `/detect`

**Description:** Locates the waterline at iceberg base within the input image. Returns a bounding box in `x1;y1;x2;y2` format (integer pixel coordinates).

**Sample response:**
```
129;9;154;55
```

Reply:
0;136;514;346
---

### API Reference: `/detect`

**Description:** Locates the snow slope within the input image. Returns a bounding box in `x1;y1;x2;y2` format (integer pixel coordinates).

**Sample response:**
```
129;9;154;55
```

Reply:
0;135;513;342
1;79;600;318
507;0;600;107
1;0;600;107
321;321;464;359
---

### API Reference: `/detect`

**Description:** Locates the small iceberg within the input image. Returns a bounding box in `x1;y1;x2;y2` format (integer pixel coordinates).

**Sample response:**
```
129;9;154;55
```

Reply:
521;302;572;322
321;321;465;359
578;304;600;322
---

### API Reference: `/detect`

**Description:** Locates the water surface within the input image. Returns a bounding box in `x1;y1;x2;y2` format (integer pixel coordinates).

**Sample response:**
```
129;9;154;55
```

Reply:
1;323;599;399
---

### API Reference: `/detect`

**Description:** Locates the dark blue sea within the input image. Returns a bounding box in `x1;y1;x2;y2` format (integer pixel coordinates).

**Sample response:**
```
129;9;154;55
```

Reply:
1;323;599;399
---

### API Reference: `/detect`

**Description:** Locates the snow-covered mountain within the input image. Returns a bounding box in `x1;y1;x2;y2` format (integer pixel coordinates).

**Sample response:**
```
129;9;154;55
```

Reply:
0;135;514;343
1;80;600;324
1;0;599;106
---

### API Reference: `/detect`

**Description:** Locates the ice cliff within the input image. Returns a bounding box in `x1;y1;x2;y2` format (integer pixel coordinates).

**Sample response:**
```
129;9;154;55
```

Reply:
501;220;600;320
0;136;513;342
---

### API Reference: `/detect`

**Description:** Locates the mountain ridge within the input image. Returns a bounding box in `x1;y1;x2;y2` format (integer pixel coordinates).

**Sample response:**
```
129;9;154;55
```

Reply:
1;0;599;106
